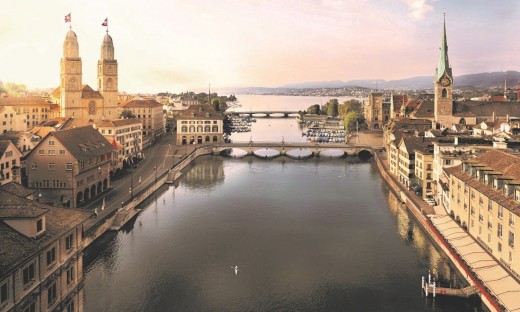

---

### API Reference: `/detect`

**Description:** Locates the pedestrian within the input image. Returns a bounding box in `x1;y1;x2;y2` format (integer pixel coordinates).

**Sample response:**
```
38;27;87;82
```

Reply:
139;176;142;184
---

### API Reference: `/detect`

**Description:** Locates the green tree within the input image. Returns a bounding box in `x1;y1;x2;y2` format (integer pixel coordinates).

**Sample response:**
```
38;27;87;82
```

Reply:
211;98;221;111
306;104;321;115
338;99;363;117
121;110;136;119
344;111;361;133
223;116;232;135
327;99;339;116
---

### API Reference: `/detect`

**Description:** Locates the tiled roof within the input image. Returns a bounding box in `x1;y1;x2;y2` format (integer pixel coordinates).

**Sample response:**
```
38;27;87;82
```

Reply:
81;85;103;99
0;182;36;198
413;100;434;118
0;140;11;157
0;96;52;106
95;118;140;128
30;126;55;138
454;101;520;117
47;126;115;162
399;136;434;154
177;104;224;120
0;190;91;277
121;99;163;108
51;86;60;98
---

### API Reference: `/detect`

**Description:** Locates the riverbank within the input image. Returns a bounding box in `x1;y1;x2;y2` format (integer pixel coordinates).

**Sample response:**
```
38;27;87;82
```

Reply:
374;152;503;312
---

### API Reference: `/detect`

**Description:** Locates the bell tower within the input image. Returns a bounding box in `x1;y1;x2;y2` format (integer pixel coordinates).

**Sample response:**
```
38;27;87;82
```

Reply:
97;32;118;118
60;29;83;117
434;14;454;127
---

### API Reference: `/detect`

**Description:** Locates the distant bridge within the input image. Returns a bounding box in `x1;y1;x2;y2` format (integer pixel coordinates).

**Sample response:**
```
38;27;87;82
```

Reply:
225;111;301;118
210;141;383;158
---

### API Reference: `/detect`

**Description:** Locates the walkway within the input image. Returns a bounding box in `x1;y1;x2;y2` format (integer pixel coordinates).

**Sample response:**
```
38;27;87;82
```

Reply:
430;214;520;311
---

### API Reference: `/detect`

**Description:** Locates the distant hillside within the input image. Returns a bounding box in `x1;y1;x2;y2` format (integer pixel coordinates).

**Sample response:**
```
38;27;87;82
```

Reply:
277;71;520;90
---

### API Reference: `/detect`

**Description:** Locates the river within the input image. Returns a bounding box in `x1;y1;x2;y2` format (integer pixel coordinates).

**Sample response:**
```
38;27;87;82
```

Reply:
83;156;483;311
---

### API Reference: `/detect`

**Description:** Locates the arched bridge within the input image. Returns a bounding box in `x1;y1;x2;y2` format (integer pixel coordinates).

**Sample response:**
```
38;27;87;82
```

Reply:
211;141;383;158
225;111;300;118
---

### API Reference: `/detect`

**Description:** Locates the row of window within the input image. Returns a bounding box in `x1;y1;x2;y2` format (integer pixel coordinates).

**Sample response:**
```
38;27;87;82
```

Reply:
181;120;218;124
180;126;220;133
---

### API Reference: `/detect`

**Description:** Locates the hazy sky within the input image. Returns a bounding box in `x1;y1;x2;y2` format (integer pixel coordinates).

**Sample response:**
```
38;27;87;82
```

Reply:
1;0;519;93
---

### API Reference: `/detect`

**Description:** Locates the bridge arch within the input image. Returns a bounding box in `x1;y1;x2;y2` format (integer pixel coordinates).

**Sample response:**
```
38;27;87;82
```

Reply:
357;149;373;160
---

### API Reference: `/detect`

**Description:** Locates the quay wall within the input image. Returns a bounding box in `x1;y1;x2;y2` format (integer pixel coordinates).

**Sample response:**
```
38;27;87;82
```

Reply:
374;152;500;312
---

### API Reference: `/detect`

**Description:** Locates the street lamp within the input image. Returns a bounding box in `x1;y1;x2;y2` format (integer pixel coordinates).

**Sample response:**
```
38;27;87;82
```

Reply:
154;160;157;183
130;169;134;200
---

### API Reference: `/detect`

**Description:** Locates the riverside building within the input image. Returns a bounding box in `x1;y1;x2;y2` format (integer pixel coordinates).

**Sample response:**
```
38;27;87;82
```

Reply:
176;104;224;145
447;149;520;276
0;188;91;312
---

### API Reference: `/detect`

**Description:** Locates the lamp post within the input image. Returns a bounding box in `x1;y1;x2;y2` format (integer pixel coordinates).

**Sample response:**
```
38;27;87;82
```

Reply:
130;169;134;200
154;160;157;183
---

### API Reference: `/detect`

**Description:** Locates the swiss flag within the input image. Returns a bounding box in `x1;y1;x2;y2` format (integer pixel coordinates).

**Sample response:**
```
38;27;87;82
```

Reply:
64;13;71;23
102;18;108;27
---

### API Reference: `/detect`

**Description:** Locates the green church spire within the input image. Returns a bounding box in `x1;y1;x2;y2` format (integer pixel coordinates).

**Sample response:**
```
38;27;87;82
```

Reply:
436;13;452;81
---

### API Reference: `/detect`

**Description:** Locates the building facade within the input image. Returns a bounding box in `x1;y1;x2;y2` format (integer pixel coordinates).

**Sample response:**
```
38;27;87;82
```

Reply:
447;150;520;277
24;126;114;208
0;97;60;129
175;104;224;145
0;140;22;186
120;99;164;141
0;189;91;312
95;118;143;172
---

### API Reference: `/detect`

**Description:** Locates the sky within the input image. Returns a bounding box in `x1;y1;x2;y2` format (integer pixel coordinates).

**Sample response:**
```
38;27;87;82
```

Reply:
1;0;519;93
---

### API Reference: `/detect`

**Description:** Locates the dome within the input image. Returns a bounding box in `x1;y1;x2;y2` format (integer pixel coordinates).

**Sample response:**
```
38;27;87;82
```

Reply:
63;29;79;58
100;33;114;60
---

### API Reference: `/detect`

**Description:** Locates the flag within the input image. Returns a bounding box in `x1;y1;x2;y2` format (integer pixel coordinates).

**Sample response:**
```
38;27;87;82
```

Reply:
102;18;108;27
65;13;71;23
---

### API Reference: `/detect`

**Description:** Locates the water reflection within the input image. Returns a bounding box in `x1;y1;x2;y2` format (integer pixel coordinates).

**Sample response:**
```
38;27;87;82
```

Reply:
83;157;483;312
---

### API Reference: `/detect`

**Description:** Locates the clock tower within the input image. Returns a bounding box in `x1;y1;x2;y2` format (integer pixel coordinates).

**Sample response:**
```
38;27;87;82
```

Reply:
434;14;453;127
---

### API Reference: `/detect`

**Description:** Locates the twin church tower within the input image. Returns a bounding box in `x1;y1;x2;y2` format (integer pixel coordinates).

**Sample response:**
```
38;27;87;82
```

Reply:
58;28;119;119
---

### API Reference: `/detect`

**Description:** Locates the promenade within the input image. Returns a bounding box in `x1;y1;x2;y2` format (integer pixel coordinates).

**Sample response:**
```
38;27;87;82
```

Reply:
376;152;520;312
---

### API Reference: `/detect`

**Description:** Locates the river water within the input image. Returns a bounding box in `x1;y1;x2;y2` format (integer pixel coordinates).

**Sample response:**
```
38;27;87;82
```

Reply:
83;156;483;311
82;95;483;311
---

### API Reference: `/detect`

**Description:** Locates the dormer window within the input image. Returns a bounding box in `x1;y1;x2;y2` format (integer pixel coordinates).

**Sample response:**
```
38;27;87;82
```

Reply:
484;174;490;185
206;113;210;118
494;179;503;190
504;184;512;196
36;218;43;233
462;163;467;172
515;189;520;202
190;113;195;117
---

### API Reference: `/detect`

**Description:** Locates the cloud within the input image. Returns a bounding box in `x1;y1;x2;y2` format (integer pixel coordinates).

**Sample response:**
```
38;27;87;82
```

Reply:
403;0;434;20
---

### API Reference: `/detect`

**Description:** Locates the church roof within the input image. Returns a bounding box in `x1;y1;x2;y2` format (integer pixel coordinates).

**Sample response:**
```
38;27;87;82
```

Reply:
51;86;61;98
453;101;520;117
101;33;115;60
95;118;140;128
413;100;434;118
436;15;452;81
81;85;103;99
0;97;52;106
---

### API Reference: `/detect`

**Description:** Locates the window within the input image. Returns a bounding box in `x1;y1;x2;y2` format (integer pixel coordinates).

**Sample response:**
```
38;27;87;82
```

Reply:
22;262;35;285
488;200;493;212
66;266;75;285
0;281;8;305
47;282;57;305
508;231;515;248
31;162;38;169
59;150;65;155
509;212;516;227
66;163;73;171
498;242;502;252
48;163;55;170
67;300;75;312
498;223;503;238
5;151;12;157
499;205;504;219
46;247;56;266
38;149;44;155
479;196;483;206
36;219;43;233
49;140;55;146
65;233;74;250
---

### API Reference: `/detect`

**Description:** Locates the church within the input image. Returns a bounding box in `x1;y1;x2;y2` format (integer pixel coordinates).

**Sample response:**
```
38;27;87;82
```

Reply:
416;15;520;128
51;28;119;119
367;16;520;130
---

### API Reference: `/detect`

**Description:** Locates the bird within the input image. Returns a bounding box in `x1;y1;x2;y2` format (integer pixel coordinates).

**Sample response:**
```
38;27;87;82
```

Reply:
230;265;239;275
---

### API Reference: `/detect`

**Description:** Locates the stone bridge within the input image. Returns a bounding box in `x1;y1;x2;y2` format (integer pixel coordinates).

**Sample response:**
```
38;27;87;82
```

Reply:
210;141;383;158
224;111;300;118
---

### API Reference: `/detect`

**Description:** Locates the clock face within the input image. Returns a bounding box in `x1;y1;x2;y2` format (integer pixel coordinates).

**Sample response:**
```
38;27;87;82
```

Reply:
440;76;451;87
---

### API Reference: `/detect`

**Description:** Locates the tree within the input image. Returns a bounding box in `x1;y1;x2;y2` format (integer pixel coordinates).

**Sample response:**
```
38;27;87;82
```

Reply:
327;99;339;116
211;99;221;111
223;116;232;135
306;104;321;115
121;110;136;119
344;111;361;133
339;99;362;117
